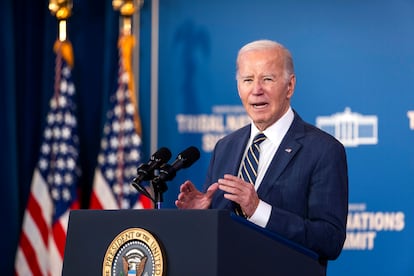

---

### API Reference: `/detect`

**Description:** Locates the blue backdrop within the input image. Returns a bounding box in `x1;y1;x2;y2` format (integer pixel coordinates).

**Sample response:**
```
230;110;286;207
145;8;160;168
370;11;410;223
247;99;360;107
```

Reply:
1;0;413;275
145;0;414;275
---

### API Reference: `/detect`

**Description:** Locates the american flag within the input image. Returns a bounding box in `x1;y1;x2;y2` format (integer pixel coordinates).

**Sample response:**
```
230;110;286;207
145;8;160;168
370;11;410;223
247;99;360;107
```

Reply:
90;34;152;210
14;41;81;276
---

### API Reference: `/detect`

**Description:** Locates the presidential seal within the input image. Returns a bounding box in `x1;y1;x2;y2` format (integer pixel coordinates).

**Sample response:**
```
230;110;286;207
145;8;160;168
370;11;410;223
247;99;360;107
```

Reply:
103;228;166;276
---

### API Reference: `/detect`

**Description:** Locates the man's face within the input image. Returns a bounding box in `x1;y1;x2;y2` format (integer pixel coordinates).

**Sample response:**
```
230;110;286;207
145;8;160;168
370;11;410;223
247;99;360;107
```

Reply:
237;48;295;131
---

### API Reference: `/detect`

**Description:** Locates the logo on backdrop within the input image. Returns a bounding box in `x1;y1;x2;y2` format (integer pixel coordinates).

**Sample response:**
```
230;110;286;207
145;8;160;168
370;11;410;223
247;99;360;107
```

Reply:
344;203;405;250
176;105;250;152
408;110;414;130
103;228;165;276
316;107;378;147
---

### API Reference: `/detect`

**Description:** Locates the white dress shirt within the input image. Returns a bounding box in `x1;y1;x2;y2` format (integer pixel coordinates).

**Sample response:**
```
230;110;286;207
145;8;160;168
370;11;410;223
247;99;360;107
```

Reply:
240;107;294;227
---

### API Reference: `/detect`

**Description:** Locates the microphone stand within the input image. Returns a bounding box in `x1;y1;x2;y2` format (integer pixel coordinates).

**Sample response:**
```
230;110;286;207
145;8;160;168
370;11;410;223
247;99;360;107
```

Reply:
151;179;168;209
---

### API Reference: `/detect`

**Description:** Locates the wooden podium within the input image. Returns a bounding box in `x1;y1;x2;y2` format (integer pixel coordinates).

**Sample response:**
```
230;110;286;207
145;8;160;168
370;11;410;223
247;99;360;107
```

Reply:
62;209;326;275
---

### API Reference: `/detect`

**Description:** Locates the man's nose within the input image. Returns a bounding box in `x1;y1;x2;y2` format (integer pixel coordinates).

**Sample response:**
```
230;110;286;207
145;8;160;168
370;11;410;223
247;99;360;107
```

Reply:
252;80;264;94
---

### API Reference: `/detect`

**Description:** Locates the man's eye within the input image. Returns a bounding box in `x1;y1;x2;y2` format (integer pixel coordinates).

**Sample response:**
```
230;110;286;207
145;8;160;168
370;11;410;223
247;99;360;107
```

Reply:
243;79;253;83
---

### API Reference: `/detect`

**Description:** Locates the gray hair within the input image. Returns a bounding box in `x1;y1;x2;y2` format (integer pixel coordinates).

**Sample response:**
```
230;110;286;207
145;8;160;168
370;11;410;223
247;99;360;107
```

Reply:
236;39;295;80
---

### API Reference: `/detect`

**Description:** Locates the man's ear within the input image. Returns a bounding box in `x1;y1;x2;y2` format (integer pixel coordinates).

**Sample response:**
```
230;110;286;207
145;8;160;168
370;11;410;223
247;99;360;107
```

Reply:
287;74;296;98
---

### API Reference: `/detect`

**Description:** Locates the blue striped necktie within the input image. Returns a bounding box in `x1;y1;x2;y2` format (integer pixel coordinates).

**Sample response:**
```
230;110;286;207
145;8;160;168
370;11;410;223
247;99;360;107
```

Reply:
234;133;266;217
240;133;267;184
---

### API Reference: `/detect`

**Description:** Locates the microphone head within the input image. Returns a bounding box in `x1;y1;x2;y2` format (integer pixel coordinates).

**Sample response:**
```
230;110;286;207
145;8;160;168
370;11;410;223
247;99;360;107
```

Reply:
178;146;200;168
152;147;172;163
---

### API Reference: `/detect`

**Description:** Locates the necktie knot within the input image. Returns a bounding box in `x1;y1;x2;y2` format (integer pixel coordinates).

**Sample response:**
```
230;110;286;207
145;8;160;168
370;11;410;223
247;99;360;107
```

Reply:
253;133;266;146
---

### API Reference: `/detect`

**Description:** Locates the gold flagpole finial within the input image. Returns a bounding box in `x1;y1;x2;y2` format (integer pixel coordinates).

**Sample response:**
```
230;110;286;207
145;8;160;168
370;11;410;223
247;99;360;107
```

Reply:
49;0;74;67
113;0;143;16
49;0;73;42
49;0;73;20
113;0;143;35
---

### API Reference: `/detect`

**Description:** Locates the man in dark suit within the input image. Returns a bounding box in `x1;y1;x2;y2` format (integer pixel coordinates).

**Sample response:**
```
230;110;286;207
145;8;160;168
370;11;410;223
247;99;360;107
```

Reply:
175;39;348;261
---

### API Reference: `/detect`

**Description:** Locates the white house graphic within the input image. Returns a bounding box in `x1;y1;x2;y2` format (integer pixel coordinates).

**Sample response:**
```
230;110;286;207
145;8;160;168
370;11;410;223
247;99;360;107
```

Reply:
408;110;414;130
316;107;378;147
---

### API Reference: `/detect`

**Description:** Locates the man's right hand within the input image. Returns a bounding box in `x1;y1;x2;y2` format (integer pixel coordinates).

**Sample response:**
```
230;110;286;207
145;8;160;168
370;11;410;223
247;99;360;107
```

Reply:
175;180;218;209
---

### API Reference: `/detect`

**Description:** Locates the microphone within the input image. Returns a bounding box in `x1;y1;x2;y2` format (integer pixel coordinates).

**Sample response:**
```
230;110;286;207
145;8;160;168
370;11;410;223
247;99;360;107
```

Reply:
131;147;172;200
153;146;200;183
134;147;172;182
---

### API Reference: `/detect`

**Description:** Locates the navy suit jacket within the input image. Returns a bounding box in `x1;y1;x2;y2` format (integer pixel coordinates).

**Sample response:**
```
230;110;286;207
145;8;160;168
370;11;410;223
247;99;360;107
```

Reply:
204;111;348;260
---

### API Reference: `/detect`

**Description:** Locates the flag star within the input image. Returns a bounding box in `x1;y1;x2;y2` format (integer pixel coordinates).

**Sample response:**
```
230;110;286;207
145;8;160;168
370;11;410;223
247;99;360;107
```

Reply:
57;158;65;169
105;168;115;180
44;128;52;139
98;153;105;165
41;143;51;155
58;95;67;107
103;125;111;135
64;173;73;184
126;103;134;114
122;184;130;194
62;126;71;139
47;113;55;125
62;188;71;201
50;98;57;109
112;121;121;133
64;112;74;125
131;134;141;146
113;183;121;195
39;158;48;170
129;149;140;161
51;188;60;200
59;143;68;154
120;71;129;83
110;136;119;149
123;118;133;131
114;105;122;117
62;66;71;77
53;127;61;139
121;199;130;209
60;79;68;93
107;152;117;165
117;90;126;101
54;173;63;185
67;157;76;170
55;112;63;123
67;83;75;96
52;143;59;153
101;139;108;150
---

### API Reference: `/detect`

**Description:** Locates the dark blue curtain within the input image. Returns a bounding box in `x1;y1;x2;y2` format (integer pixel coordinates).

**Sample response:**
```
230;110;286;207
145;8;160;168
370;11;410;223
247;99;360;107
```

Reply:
0;0;142;273
0;0;19;273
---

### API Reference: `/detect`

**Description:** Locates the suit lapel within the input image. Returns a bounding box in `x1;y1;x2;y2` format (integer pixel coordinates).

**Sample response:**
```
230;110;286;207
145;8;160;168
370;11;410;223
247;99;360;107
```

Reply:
257;113;305;196
229;125;251;175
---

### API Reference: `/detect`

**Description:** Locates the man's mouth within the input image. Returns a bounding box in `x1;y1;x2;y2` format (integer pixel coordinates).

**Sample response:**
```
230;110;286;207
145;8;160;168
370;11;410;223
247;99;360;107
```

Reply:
251;102;268;109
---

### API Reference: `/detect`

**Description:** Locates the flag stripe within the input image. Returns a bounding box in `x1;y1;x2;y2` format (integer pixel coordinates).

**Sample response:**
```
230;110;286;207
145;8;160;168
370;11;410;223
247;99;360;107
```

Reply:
15;246;32;276
91;169;119;209
16;232;44;276
52;219;67;258
27;172;52;245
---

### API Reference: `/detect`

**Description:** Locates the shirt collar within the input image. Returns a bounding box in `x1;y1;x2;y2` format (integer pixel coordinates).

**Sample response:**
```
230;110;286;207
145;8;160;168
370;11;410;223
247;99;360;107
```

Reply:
250;107;294;145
